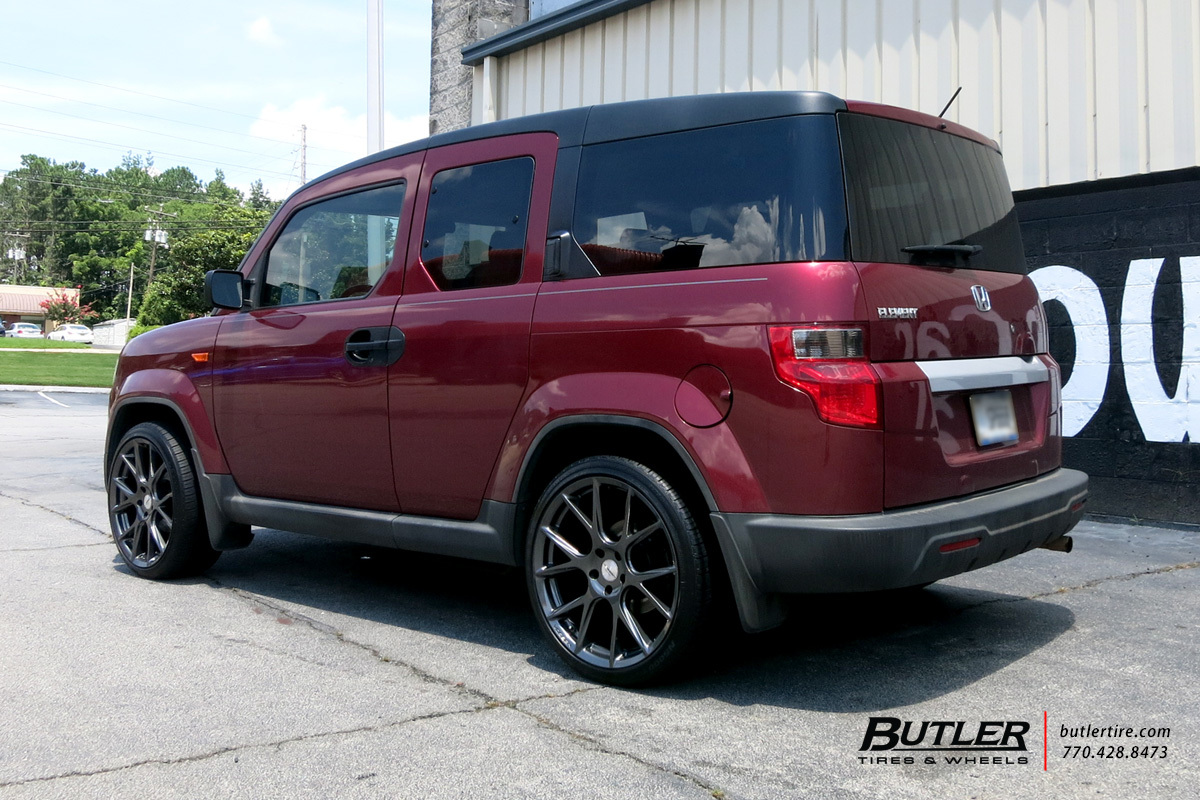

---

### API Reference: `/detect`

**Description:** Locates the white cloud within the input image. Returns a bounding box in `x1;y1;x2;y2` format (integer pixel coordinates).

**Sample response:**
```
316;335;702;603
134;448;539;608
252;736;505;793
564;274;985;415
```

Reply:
247;17;282;47
249;95;429;199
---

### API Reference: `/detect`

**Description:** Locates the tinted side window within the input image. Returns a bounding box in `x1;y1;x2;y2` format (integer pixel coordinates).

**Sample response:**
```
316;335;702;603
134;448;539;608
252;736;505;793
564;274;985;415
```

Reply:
571;117;847;277
839;113;1026;273
262;183;404;307
421;158;535;291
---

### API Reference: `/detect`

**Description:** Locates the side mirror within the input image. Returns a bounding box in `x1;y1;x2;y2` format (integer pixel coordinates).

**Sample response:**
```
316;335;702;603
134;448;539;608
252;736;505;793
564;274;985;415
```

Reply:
205;269;247;310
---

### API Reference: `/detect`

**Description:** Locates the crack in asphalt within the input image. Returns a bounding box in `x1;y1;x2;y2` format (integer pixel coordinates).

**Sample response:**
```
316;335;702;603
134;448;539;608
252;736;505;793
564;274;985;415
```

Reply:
208;581;498;705
202;580;724;798
207;633;437;688
514;705;730;798
2;576;721;798
4;541;111;552
1028;560;1200;598
0;707;494;789
0;490;109;538
956;559;1200;613
0;703;722;797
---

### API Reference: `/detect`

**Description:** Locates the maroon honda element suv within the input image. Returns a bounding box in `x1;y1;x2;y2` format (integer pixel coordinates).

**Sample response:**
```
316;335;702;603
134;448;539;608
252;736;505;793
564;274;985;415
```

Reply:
106;92;1087;684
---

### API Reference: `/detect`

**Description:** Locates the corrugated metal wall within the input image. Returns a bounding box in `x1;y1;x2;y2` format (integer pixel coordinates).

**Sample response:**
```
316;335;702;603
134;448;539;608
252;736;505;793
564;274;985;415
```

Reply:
472;0;1200;190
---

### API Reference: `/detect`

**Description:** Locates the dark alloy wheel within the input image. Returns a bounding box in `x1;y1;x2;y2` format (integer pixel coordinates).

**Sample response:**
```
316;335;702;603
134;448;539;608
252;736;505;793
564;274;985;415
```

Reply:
527;456;711;685
108;422;218;579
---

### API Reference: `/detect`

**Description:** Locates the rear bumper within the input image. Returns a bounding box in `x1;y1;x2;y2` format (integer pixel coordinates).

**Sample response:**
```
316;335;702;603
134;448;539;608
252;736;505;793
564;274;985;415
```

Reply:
710;468;1087;629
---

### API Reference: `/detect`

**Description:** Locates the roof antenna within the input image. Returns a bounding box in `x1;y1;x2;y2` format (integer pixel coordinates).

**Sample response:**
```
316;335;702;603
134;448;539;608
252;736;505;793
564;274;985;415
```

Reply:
938;86;963;119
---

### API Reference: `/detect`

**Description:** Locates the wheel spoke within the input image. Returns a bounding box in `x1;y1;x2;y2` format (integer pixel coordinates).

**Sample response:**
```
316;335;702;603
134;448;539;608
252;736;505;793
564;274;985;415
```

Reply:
131;517;147;559
113;477;136;499
120;453;137;478
148;519;167;558
562;494;595;534
542;525;584;560
629;564;676;584
547;594;584;621
608;602;621;667
133;443;146;482
623;520;662;551
636;584;673;620
573;595;601;654
591;478;604;540
154;509;173;533
618;601;652;656
111;493;137;513
621;487;633;541
536;561;579;579
151;462;166;484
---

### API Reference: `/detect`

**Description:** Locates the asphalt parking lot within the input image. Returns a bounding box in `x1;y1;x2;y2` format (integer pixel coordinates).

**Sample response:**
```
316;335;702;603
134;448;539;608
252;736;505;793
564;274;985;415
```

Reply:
1;388;1197;799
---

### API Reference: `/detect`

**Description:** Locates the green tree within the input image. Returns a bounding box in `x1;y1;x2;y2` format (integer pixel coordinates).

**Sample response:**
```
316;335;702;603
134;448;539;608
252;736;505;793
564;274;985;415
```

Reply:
137;205;270;326
205;169;243;205
2;152;277;323
248;179;278;212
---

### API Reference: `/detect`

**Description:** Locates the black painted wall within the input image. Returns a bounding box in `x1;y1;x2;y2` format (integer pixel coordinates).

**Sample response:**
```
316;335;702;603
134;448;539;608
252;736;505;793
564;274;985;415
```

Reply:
1015;167;1200;524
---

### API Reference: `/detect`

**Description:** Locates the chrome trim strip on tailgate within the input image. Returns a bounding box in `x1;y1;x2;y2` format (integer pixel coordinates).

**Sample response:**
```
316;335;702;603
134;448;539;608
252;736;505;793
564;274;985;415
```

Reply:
916;356;1048;393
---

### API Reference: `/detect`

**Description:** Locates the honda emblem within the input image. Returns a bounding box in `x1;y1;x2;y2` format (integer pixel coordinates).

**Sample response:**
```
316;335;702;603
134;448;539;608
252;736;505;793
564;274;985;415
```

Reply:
971;285;991;312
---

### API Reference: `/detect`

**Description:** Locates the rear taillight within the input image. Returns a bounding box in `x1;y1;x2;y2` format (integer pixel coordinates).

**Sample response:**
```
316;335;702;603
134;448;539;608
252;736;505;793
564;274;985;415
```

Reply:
1039;354;1062;414
768;326;881;428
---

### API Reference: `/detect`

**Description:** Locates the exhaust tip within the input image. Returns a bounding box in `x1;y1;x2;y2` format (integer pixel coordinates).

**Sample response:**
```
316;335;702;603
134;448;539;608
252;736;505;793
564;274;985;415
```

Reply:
1040;535;1073;553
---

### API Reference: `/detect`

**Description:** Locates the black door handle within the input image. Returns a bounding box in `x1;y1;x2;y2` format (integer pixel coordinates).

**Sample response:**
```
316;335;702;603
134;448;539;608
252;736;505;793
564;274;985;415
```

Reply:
345;326;405;367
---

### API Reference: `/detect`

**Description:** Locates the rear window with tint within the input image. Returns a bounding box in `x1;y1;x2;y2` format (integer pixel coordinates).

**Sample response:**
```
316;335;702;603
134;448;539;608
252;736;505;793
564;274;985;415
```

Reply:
839;113;1026;274
572;116;847;277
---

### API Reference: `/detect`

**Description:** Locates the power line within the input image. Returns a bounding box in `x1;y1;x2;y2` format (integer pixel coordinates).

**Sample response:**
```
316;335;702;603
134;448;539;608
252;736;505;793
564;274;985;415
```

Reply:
0;171;261;209
2;221;267;235
0;82;357;155
0;98;336;168
3;221;264;230
0;121;300;181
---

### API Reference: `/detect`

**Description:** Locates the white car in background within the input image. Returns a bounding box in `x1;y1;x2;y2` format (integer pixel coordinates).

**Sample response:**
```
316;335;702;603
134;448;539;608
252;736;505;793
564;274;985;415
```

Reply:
47;324;94;344
5;323;43;338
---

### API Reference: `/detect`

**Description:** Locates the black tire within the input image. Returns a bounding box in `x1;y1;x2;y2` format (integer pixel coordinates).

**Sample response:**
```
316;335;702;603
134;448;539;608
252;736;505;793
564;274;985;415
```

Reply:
526;456;712;686
108;422;219;579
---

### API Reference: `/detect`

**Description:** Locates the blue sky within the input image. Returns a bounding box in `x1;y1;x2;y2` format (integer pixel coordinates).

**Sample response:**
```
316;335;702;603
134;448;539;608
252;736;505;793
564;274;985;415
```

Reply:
0;0;433;201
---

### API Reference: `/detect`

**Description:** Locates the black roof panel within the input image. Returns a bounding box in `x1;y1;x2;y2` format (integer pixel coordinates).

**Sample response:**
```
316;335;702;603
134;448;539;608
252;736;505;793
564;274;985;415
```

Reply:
307;92;846;189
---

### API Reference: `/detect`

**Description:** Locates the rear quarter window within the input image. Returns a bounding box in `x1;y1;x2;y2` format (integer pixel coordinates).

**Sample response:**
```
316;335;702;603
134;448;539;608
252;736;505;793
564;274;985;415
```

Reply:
571;116;847;277
839;113;1026;274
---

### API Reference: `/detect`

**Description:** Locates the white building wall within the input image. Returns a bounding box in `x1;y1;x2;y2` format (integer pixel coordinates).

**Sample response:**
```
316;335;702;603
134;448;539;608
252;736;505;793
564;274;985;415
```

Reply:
472;0;1200;190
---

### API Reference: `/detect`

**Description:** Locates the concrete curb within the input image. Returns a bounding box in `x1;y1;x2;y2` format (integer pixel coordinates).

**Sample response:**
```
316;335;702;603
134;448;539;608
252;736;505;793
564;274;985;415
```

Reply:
0;347;119;353
0;385;110;394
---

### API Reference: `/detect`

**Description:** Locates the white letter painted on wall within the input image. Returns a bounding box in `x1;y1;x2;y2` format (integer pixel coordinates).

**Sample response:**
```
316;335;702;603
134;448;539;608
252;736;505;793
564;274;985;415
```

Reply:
1121;257;1200;443
1030;266;1111;436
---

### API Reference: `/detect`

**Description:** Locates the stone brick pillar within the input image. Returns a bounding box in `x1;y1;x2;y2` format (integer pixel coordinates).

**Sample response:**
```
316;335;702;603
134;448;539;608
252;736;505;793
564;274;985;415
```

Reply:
430;0;528;135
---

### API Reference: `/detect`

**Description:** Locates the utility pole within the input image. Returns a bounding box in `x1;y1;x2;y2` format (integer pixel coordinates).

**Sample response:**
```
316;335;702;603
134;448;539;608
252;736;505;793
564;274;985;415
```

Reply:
125;261;135;320
367;0;384;154
3;232;30;283
366;0;386;274
143;203;178;285
300;124;307;183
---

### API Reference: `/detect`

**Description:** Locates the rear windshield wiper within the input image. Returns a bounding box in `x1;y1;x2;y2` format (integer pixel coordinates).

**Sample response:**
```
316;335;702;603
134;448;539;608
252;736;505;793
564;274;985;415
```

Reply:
902;243;983;260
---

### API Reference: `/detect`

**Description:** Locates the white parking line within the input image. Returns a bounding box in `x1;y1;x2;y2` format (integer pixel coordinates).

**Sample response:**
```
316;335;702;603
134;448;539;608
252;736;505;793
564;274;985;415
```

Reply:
37;392;69;408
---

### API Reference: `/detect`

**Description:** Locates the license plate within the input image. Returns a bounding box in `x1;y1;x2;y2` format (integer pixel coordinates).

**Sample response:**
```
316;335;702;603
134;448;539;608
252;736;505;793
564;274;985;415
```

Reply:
969;390;1019;447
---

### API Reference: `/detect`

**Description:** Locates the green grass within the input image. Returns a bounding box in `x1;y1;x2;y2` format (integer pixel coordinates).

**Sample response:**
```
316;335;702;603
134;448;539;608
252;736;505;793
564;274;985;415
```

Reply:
0;338;91;350
0;351;118;387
